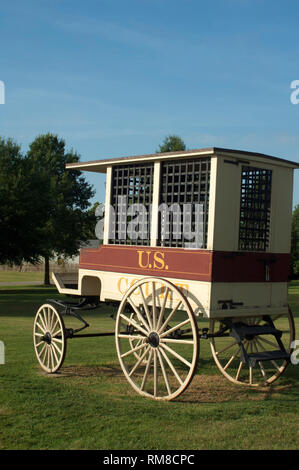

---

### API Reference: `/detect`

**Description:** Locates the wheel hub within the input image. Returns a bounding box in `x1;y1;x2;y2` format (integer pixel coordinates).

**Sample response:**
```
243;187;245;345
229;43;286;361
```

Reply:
245;334;255;341
43;332;52;345
148;332;160;348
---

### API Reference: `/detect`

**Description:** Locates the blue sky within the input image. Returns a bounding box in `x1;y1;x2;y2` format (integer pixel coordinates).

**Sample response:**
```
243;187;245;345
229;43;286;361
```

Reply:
1;0;299;205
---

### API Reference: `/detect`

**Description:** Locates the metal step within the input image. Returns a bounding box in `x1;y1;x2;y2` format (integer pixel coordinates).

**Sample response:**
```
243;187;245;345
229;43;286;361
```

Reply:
247;350;290;366
232;323;282;339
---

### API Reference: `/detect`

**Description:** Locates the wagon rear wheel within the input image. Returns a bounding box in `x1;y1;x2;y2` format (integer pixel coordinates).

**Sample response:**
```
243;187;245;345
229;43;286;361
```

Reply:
115;277;199;400
33;303;67;373
209;307;295;386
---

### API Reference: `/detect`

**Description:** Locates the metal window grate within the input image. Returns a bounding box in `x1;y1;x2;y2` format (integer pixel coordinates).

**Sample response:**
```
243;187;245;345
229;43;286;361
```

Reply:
239;166;272;251
109;162;154;245
158;157;211;248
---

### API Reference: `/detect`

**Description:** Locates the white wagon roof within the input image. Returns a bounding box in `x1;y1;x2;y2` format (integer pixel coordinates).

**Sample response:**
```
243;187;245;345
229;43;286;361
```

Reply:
66;147;299;173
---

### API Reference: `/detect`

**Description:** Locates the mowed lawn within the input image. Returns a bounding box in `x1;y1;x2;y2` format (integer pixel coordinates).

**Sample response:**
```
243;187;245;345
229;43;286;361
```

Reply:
0;271;44;283
0;279;299;450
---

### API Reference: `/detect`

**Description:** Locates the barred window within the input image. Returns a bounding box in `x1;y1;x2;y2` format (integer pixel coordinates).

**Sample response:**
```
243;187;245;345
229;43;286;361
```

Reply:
239;166;272;251
158;158;211;248
109;162;154;245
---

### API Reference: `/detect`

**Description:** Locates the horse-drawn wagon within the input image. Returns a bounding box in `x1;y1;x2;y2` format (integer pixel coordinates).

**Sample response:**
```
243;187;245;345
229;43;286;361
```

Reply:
33;147;298;400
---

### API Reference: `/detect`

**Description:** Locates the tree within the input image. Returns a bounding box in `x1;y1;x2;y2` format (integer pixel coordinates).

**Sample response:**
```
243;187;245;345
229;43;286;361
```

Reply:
156;135;186;153
0;137;47;265
26;133;95;285
291;204;299;278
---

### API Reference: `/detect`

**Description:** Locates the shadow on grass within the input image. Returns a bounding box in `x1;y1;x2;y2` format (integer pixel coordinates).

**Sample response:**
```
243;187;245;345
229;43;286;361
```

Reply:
38;362;299;405
0;288;57;295
41;364;122;379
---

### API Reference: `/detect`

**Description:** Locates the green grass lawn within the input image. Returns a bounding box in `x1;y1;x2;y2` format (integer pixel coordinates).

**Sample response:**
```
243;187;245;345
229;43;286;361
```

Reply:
0;283;298;450
0;271;44;283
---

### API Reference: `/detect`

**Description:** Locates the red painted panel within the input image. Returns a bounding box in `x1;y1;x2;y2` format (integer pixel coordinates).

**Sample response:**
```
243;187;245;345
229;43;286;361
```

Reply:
79;245;290;283
211;252;291;282
79;245;213;281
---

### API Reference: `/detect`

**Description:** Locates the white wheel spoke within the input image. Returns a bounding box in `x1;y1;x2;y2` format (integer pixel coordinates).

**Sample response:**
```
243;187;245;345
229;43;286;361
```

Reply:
52;328;63;338
254;338;282;371
156;287;170;331
139;285;153;330
159;347;183;385
141;349;153;391
160;318;190;339
52;337;63;344
257;336;279;349
38;343;47;358
152;282;157;330
47;307;51;332
127;298;150;332
161;338;194;345
271;360;283;371
158;301;182;334
50;318;59;335
119;313;149;336
223;350;238;371
42;309;49;331
118;334;146;340
41;344;48;360
235;361;243;381
128;345;151;377
153;350;158;397
46;347;50;369
121;342;148;358
49;311;56;333
253;341;267;380
51;344;59;365
258;361;267;379
49;347;54;371
215;340;238;356
249;365;253;385
35;322;46;336
157;349;171;395
37;316;47;332
52;339;62;355
160;343;192;368
134;339;142;349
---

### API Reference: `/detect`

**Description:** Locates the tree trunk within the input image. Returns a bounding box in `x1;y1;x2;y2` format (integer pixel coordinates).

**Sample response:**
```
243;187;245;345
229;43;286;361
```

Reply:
44;255;50;285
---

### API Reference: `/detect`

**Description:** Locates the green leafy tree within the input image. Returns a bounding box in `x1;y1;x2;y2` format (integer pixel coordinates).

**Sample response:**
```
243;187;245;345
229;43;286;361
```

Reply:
291;204;299;278
87;202;104;241
26;133;95;284
157;135;186;153
0;137;47;265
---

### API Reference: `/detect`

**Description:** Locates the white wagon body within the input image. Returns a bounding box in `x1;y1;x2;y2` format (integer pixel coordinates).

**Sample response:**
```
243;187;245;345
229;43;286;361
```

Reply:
54;147;296;318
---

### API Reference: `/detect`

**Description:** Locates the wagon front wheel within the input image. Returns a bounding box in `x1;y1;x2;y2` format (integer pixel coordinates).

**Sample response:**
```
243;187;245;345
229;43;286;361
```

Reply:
33;303;67;373
115;277;199;400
